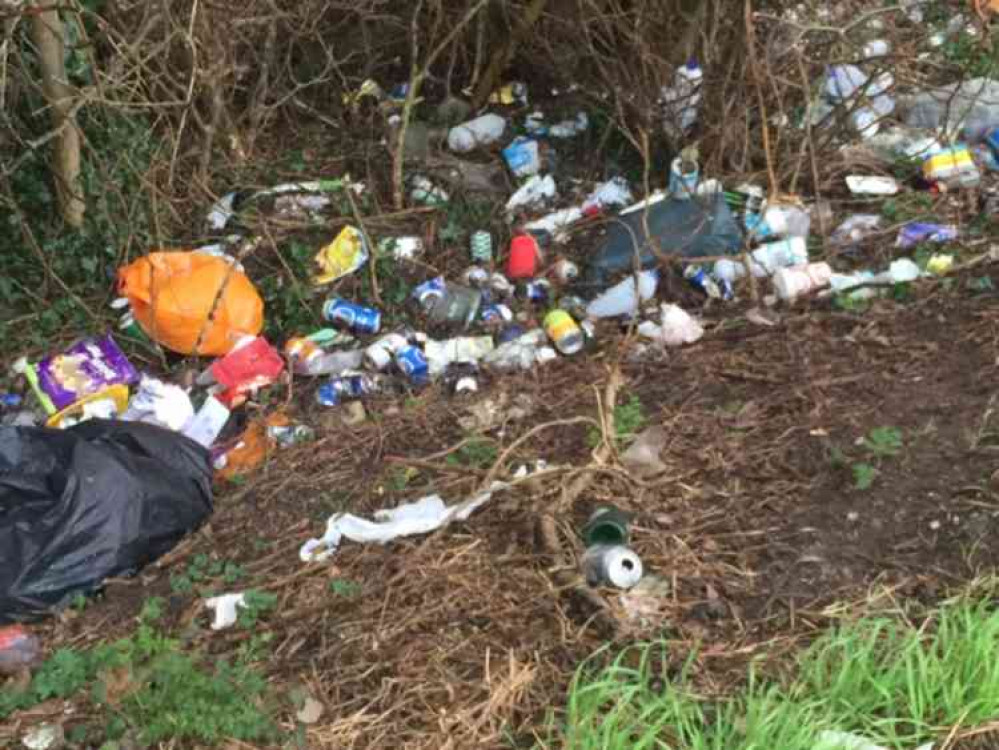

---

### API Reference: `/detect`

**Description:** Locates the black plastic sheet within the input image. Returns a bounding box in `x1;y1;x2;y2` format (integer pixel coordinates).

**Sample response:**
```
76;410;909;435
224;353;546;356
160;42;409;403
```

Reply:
0;420;213;622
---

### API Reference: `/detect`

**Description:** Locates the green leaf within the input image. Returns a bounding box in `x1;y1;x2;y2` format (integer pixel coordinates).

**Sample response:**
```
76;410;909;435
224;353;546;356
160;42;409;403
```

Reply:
852;462;878;491
861;427;903;458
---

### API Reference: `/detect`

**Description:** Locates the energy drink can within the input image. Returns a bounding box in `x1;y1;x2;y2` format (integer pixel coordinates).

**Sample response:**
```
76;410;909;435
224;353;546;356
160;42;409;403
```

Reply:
322;299;381;335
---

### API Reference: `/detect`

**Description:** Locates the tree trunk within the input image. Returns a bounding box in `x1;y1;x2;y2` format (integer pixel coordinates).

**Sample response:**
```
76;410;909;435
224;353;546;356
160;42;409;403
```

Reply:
470;0;549;110
30;3;85;229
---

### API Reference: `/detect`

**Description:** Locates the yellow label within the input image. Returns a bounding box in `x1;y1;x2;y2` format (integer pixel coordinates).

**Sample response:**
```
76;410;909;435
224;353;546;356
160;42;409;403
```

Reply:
283;337;320;362
923;148;973;179
544;310;579;342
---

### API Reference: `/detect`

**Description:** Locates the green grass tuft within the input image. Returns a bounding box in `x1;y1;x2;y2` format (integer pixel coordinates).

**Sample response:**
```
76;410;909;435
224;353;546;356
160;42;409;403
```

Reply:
541;596;999;749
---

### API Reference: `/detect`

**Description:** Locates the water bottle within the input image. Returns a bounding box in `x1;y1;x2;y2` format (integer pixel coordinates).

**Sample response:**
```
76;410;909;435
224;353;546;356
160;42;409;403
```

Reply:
585;270;659;319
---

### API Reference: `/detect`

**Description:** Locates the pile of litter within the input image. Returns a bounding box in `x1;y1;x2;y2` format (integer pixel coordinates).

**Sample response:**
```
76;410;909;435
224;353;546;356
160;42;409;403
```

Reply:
4;9;999;748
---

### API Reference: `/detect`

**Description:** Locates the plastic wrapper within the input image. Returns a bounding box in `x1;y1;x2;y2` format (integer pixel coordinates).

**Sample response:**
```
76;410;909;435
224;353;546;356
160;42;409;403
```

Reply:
36;335;137;412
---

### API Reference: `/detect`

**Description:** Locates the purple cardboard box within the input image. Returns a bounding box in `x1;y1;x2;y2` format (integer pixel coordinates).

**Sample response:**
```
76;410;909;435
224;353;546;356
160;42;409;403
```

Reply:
36;335;139;411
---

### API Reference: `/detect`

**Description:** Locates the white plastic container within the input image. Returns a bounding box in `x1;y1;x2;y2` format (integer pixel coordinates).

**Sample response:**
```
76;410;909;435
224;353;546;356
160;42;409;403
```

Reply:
846;176;899;196
773;262;833;301
447;114;507;153
585;270;659;319
762;203;811;238
713;237;809;282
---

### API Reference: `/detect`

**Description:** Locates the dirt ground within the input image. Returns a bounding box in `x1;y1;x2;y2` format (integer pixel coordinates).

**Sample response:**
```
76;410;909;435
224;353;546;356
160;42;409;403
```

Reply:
6;262;998;749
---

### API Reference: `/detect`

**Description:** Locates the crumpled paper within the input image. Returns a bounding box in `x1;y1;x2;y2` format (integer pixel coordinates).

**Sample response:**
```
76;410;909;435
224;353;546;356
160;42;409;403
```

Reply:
204;592;247;630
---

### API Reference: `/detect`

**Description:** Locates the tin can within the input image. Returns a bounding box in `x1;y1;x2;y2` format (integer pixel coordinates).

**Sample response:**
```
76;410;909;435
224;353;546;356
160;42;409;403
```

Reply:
507;234;541;279
489;273;515;298
582;544;643;589
322;299;381;335
317;375;378;406
462;265;490;288
395;345;429;385
552;258;579;284
669;156;699;199
470;231;493;264
283;336;323;367
519;279;551;304
480;303;514;326
543;309;584;355
413;276;447;307
365;332;409;370
684;265;726;300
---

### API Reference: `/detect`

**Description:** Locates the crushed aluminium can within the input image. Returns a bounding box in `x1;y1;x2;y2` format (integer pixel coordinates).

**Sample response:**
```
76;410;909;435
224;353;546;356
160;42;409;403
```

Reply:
316;375;378;406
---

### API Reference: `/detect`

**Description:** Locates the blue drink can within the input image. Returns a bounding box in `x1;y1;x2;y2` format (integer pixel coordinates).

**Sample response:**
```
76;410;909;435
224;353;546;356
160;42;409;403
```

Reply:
519;279;551;304
322;298;381;335
317;375;377;406
412;276;446;305
395;345;429;385
480;303;513;325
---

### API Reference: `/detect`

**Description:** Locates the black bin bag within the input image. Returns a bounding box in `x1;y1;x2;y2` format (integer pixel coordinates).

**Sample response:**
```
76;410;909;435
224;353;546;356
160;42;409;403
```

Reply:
0;419;213;622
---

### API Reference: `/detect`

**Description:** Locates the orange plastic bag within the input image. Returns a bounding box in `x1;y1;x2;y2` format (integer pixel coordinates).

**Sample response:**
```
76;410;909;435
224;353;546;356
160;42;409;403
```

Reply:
118;252;264;356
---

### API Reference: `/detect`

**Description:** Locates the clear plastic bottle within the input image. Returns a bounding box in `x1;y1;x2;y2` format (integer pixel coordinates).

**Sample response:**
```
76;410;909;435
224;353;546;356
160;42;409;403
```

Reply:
585;270;659;319
285;337;363;376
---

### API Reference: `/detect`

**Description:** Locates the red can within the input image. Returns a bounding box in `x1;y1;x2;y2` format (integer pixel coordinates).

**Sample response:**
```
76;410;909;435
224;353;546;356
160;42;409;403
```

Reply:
507;234;541;279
